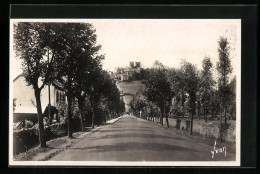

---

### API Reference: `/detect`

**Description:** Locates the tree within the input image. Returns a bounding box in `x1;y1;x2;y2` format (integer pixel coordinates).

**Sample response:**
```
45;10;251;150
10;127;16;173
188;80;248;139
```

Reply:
72;37;103;131
180;61;200;135
83;69;121;128
167;68;186;120
106;76;123;119
14;23;60;147
216;37;233;125
209;88;220;119
75;56;104;129
199;57;215;122
129;92;147;118
143;62;173;127
52;23;102;137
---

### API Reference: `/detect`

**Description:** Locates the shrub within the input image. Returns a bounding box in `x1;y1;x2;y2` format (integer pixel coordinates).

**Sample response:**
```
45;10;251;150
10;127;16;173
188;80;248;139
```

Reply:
24;120;34;128
13;123;67;155
56;100;82;132
43;105;59;123
13;128;39;155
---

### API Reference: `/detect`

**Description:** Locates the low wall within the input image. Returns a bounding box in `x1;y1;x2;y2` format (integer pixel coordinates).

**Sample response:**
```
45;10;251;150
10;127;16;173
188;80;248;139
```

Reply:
151;118;236;143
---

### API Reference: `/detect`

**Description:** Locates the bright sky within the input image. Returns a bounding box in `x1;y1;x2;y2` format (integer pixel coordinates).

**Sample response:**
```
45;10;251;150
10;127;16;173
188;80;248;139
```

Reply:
10;19;241;80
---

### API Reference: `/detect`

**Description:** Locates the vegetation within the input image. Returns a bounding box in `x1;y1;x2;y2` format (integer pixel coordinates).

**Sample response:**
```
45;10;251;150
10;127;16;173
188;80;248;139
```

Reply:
14;21;236;149
130;37;236;137
216;37;233;142
14;23;60;147
14;22;125;147
143;62;173;127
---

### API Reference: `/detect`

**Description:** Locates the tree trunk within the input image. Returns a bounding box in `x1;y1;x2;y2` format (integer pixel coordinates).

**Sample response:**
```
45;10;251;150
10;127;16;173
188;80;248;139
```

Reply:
190;95;195;135
205;106;208;122
224;107;227;124
34;88;47;148
190;111;193;135
203;107;205;121
78;98;84;131
67;91;73;138
160;109;163;125
231;107;234;120
91;105;95;128
220;107;223;142
164;102;169;128
166;114;169;128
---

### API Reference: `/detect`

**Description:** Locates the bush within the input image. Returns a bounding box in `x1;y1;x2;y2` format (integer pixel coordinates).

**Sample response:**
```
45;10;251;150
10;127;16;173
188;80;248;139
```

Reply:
45;123;67;139
24;120;34;128
43;105;59;123
13;123;67;155
13;128;39;155
56;100;82;131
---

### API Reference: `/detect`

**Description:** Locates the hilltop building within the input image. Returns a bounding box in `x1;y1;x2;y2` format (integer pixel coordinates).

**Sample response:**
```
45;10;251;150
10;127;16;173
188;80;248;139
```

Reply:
112;61;141;81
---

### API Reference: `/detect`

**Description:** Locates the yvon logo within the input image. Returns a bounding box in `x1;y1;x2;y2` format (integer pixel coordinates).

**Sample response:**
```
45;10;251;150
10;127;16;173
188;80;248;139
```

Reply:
211;141;227;158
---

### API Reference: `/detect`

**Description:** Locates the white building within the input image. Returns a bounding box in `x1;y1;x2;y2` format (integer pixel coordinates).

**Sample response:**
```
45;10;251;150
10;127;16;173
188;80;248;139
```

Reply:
13;75;65;122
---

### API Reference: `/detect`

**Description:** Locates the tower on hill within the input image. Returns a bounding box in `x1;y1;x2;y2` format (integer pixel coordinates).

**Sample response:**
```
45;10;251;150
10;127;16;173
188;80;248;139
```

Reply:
135;62;141;68
130;61;134;68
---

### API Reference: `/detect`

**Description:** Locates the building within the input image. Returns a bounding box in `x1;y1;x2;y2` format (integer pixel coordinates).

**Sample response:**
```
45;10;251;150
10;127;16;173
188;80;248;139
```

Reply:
13;75;65;122
120;74;129;81
135;62;141;68
111;61;142;81
130;61;134;68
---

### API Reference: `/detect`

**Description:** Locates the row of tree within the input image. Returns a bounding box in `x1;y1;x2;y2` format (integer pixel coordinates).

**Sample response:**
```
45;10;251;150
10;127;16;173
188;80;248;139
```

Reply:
129;37;236;141
14;23;125;148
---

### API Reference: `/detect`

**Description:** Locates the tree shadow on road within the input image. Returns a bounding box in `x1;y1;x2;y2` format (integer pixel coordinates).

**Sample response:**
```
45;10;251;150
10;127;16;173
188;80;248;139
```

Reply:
70;142;203;154
88;133;185;141
99;128;152;133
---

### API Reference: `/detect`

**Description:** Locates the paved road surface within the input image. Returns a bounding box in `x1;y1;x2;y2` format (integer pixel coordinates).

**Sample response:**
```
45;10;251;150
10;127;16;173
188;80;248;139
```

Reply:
50;115;235;161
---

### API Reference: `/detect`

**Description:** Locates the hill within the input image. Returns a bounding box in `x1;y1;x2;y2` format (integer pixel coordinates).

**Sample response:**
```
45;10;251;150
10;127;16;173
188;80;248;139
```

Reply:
116;80;145;111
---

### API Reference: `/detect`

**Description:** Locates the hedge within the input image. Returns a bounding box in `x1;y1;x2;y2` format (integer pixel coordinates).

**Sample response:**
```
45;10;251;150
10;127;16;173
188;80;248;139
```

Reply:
13;123;67;155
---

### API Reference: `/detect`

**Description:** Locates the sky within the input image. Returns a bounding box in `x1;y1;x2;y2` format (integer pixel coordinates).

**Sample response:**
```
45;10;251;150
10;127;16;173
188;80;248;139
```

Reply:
10;19;241;80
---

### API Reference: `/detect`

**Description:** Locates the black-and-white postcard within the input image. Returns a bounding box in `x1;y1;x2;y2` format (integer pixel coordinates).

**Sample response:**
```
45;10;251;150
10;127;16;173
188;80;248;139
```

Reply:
9;18;241;166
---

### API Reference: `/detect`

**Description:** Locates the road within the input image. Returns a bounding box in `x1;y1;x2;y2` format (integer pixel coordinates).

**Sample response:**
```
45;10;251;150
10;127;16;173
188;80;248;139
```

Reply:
50;115;235;161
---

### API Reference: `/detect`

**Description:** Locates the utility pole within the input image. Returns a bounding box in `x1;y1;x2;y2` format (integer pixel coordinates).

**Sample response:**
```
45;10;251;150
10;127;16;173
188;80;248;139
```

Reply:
48;49;51;124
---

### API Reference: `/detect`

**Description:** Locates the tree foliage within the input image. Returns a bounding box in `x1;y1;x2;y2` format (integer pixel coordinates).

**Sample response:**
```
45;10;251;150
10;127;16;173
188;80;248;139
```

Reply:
199;57;215;122
14;22;124;142
217;36;233;126
14;22;62;147
143;61;173;127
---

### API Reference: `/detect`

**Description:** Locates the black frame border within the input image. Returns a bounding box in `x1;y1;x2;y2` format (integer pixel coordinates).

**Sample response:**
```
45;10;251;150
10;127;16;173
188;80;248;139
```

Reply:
0;1;258;173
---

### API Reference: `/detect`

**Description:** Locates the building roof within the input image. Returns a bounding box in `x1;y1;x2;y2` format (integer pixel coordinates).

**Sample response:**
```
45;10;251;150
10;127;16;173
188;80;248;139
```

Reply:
52;80;63;89
13;74;64;90
13;74;23;82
